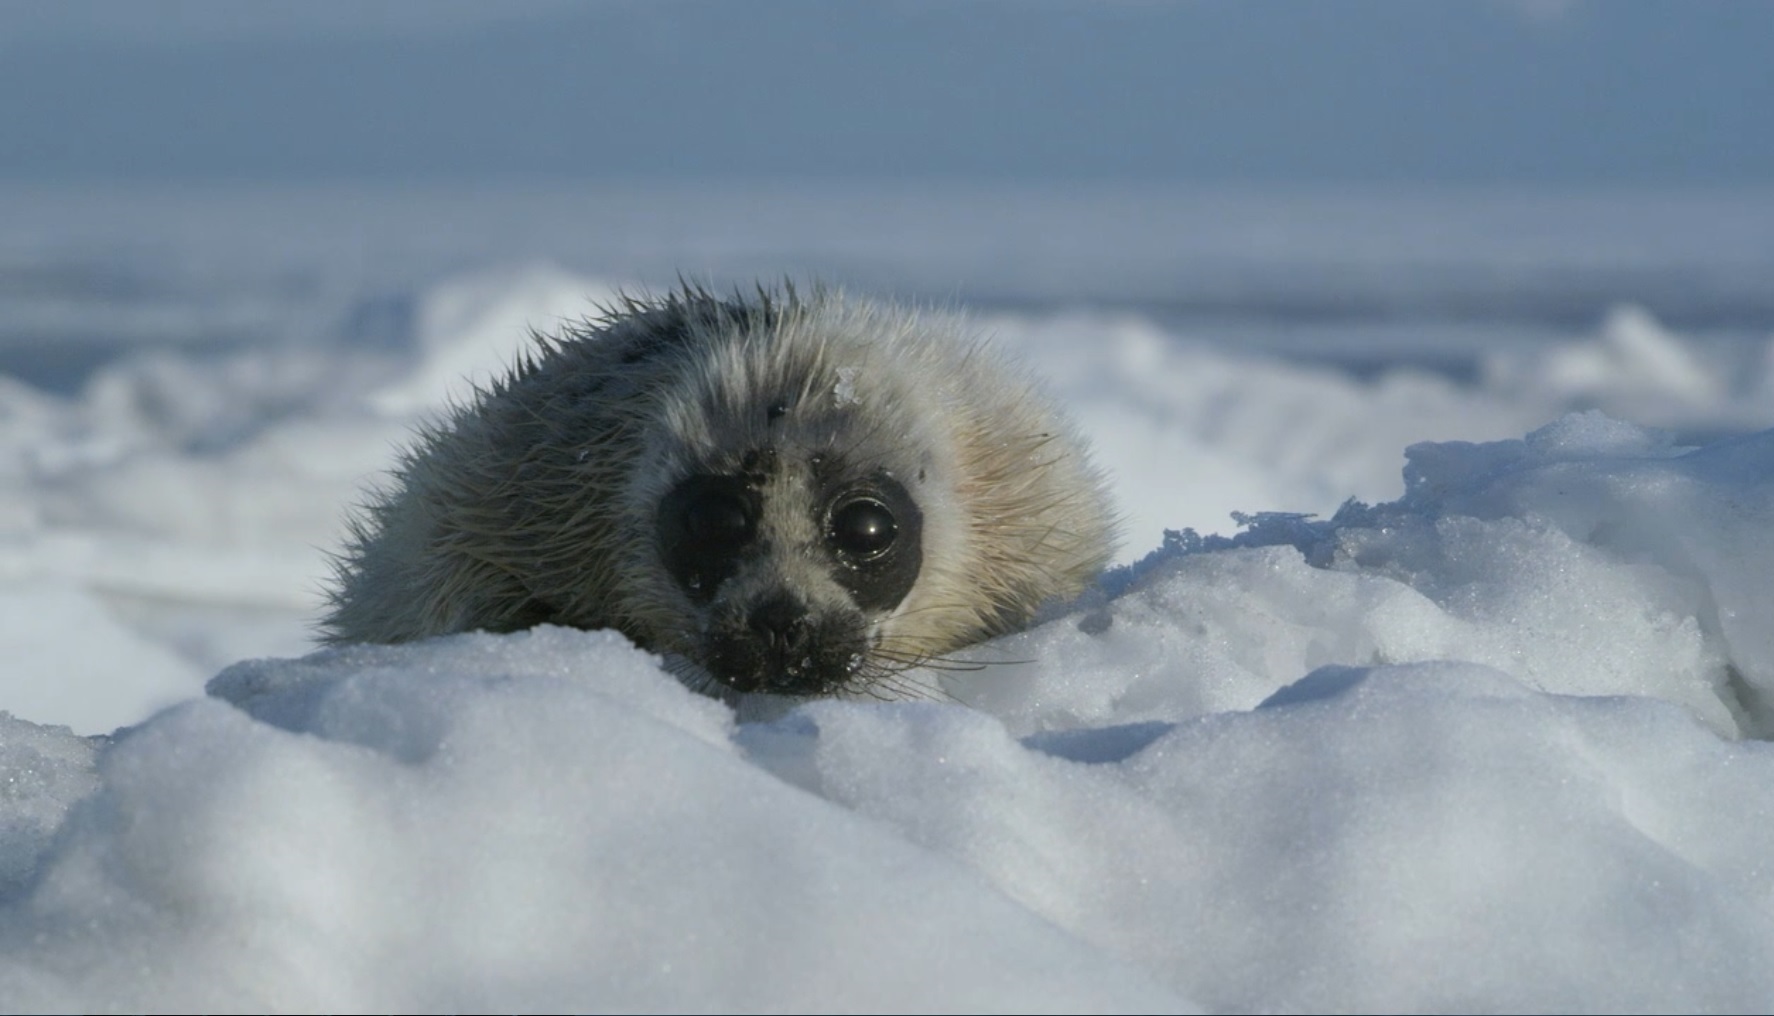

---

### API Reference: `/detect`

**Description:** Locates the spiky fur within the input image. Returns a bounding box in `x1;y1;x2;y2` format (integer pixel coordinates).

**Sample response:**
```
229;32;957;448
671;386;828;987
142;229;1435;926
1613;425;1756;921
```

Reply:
321;285;1116;697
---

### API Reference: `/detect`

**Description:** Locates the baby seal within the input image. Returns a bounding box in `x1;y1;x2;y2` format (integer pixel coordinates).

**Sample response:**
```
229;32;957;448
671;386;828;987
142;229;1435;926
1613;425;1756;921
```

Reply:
322;284;1116;698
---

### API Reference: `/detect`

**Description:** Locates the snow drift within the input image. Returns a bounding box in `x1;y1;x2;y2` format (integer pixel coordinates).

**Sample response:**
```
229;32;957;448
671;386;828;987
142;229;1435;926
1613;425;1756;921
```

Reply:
5;200;1774;1010
2;409;1773;1011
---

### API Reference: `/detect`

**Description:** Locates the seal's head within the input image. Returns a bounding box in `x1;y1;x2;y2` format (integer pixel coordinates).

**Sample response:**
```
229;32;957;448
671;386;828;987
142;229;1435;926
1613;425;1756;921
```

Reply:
633;304;944;695
323;285;1116;700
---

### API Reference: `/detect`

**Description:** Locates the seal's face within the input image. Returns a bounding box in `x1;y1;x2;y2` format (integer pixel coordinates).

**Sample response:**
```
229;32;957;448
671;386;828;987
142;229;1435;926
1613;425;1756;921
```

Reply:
655;446;924;696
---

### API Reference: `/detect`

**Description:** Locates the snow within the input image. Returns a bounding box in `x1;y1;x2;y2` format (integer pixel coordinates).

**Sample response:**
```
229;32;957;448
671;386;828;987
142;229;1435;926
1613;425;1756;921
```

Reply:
4;187;1774;1010
369;263;621;416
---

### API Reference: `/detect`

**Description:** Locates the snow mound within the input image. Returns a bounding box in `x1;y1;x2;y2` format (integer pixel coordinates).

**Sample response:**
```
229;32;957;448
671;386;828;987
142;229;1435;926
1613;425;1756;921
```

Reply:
1480;303;1772;431
990;309;1548;557
0;415;1772;1010
0;581;200;733
0;629;1181;1012
369;264;626;416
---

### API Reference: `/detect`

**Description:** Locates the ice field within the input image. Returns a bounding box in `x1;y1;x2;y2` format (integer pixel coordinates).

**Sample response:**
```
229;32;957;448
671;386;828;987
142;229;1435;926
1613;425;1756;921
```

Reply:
3;184;1774;1010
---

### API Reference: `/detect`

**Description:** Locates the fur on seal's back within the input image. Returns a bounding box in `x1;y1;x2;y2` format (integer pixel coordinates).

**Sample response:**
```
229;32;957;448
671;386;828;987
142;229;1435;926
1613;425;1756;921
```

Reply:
321;284;1116;696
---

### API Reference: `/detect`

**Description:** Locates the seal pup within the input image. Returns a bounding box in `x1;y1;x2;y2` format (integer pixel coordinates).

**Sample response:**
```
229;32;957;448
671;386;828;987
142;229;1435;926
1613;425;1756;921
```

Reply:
322;284;1116;699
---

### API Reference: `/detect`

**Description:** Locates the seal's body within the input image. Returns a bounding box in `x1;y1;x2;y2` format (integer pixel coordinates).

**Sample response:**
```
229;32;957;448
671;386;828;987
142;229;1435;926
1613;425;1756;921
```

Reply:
322;286;1115;698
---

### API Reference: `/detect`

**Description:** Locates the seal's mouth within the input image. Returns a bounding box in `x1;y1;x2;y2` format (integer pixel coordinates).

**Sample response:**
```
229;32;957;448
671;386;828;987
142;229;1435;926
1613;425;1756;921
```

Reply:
699;593;871;696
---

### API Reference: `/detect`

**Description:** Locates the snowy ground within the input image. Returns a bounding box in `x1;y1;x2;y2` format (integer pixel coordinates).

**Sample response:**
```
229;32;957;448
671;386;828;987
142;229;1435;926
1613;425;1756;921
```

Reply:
3;185;1774;1011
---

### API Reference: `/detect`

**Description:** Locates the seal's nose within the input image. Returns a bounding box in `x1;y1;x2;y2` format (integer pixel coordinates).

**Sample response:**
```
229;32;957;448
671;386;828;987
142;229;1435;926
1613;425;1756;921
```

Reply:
705;592;866;696
748;593;811;658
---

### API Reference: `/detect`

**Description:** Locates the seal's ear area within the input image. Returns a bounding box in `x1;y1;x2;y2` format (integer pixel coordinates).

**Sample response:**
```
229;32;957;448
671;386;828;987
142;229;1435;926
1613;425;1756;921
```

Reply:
318;283;1116;702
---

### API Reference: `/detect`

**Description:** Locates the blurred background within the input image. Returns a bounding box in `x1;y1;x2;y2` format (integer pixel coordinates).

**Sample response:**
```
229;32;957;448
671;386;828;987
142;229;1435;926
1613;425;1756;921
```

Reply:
4;0;1772;384
2;0;1773;729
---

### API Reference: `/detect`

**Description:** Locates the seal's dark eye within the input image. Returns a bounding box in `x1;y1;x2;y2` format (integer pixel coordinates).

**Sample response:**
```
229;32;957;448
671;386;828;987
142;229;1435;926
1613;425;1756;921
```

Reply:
686;490;754;545
658;475;760;604
829;498;896;559
819;472;921;612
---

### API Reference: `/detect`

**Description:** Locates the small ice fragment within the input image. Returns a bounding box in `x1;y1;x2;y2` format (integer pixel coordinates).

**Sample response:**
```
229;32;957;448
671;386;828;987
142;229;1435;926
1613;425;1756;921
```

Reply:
833;366;861;406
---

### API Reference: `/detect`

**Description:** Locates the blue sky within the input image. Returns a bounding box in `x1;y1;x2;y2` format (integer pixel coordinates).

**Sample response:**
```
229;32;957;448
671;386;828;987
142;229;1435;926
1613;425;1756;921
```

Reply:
1;0;1768;186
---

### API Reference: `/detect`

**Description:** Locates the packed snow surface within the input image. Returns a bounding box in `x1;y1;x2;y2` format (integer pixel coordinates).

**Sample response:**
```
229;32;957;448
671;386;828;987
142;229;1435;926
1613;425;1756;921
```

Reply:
5;203;1774;1010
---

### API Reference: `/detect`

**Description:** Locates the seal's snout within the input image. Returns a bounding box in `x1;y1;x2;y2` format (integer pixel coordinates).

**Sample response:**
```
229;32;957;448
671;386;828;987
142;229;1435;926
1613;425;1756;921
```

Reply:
748;593;811;655
706;593;866;696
